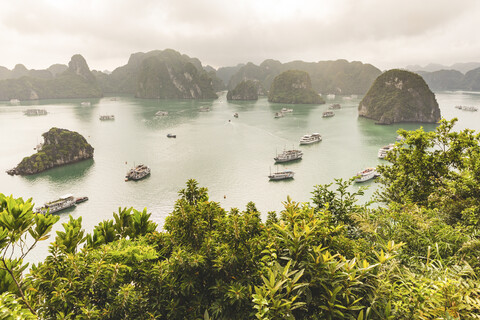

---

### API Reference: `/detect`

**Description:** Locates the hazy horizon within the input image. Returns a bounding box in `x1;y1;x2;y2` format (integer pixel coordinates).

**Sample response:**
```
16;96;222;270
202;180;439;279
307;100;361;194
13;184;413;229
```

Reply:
1;0;479;72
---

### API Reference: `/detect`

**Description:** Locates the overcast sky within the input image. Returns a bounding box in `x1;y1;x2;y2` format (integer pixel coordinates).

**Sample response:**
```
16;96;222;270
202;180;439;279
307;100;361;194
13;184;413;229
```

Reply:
1;0;479;72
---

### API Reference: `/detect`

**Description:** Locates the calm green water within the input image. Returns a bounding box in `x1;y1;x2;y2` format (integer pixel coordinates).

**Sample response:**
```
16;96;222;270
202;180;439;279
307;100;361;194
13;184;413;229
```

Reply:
0;91;478;261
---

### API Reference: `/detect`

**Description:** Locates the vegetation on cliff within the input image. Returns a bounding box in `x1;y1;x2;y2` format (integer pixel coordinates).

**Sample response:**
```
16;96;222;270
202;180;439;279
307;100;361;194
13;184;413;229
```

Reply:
2;119;480;318
358;69;441;124
103;49;217;99
226;80;258;100
135;51;217;99
268;70;325;104
0;55;102;101
10;128;94;175
227;59;381;95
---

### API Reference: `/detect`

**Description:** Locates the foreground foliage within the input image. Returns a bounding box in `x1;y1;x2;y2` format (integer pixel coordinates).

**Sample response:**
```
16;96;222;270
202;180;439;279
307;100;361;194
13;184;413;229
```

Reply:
2;119;480;319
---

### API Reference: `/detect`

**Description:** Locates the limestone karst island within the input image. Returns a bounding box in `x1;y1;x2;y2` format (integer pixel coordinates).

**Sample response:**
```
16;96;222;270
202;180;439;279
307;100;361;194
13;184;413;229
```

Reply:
7;127;94;175
358;69;441;124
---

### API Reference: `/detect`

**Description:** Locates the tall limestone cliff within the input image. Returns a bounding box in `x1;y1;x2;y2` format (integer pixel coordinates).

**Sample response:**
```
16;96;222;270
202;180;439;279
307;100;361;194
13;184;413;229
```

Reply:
104;49;217;99
7;128;94;176
358;69;441;124
0;55;102;101
268;70;325;104
227;80;259;100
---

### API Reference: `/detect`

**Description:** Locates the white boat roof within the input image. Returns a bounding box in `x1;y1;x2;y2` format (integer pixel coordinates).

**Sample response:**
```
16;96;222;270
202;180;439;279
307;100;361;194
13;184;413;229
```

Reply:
60;194;74;199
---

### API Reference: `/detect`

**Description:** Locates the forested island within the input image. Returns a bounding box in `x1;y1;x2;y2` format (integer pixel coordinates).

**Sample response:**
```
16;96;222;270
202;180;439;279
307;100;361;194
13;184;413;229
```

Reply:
7;127;94;175
227;80;259;101
268;70;325;104
1;119;480;319
358;69;441;124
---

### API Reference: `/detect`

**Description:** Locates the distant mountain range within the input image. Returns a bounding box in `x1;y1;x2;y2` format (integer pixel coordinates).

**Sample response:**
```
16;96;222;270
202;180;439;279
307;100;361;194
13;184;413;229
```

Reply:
2;52;480;101
405;62;480;74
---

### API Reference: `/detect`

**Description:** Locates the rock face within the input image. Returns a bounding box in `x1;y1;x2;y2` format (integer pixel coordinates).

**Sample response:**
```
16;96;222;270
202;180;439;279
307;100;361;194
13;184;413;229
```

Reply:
0;55;102;101
358;69;441;124
103;49;217;99
7;128;94;175
227;80;258;100
268;70;325;104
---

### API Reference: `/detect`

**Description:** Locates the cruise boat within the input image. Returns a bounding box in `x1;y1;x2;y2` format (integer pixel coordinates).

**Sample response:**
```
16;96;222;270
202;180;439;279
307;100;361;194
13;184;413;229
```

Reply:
35;194;76;214
233;112;239;118
199;107;210;112
274;149;303;163
354;167;379;183
329;104;341;110
99;115;115;120
167;133;176;138
75;196;89;204
299;133;322;145
455;105;478;111
281;107;293;113
80;101;91;106
378;144;395;159
322;111;335;117
274;112;284;118
125;164;151;181
10;99;20;104
268;169;295;181
24;109;47;116
155;111;168;116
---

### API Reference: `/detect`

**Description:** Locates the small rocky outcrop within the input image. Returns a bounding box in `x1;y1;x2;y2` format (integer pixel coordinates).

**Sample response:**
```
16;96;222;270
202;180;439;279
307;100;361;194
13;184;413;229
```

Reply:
227;80;258;100
268;70;325;104
358;69;441;124
7;128;94;176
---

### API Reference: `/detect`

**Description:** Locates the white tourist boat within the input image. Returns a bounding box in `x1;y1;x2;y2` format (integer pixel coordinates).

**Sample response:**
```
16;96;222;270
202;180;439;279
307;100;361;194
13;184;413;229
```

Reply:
274;149;303;163
99;115;115;120
36;194;76;214
329;104;341;110
281;107;293;113
24;109;47;116
80;101;91;106
268;169;294;181
299;133;322;145
274;112;284;118
355;167;379;183
10;99;20;104
322;111;335;118
378;143;395;159
199;107;210;112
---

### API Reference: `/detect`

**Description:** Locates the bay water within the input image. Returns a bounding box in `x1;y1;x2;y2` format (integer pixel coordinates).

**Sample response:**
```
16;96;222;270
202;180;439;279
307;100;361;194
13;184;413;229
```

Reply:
0;91;478;261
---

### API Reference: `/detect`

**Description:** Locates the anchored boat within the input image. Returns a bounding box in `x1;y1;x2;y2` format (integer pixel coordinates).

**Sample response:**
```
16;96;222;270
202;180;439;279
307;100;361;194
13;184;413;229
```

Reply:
268;169;295;181
35;194;76;214
299;133;322;145
354;167;379;183
378;144;395;159
274;149;303;163
125;164;151;181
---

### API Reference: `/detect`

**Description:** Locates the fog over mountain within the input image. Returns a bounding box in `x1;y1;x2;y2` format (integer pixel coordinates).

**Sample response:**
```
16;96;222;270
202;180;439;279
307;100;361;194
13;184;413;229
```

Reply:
1;0;480;72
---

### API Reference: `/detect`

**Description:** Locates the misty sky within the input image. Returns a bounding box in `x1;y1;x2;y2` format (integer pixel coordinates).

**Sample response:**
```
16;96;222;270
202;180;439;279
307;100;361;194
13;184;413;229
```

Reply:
1;0;479;72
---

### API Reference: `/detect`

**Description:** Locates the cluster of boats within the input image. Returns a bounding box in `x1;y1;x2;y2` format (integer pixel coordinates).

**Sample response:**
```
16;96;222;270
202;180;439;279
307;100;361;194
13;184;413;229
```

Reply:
269;133;323;180
455;105;478;111
274;107;293;118
35;194;88;215
354;142;397;183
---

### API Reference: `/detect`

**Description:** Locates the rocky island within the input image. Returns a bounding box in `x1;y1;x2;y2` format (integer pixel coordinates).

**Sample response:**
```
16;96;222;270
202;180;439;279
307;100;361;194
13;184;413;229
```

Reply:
268;70;325;104
358;69;441;124
227;80;259;100
7;128;94;175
